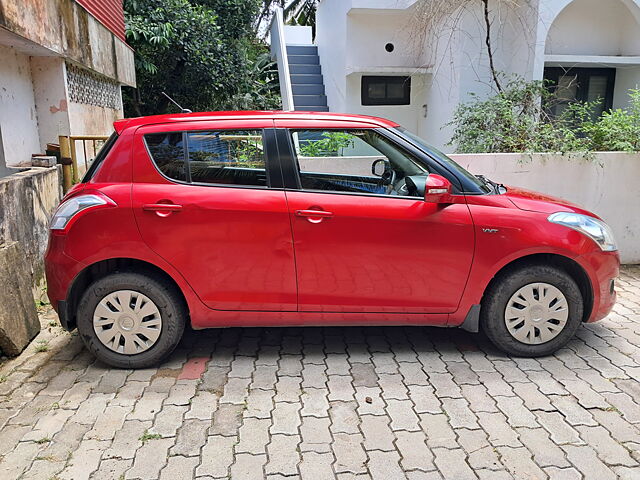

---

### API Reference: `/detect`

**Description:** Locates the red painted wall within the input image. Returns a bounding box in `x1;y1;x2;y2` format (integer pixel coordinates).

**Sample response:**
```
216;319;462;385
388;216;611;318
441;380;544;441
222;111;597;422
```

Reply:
75;0;127;43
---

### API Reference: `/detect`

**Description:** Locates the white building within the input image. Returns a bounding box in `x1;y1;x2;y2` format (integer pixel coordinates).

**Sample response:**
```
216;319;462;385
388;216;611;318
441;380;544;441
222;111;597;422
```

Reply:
272;0;640;151
0;0;135;172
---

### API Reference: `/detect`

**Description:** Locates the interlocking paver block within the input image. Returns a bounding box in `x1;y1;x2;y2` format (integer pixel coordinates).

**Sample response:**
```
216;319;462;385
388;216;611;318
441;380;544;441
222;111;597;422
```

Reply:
495;395;538;428
150;404;188;438
300;451;335;480
210;404;243;436
387;398;421;431
196;435;235;477
104;419;151;459
244;388;275;419
497;446;547;480
433;447;476;480
229;453;267;480
328;375;356;401
395;430;435;472
301;387;330;417
266;434;301;476
350;363;378;387
361;414;395;451
420;413;457;448
59;439;108;479
329;401;360;434
237;417;270;454
441;397;479;429
367;450;405;480
270;401;301;434
408;384;441;414
562;445;617;480
125;437;173;479
186;390;218;420
517;427;571;468
171;418;209;456
577;425;638;467
159;454;199;480
332;432;367;474
535;411;583;444
301;416;332;452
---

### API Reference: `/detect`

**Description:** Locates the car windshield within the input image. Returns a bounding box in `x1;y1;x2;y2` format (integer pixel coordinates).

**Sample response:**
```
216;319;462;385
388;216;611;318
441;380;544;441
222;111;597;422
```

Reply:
392;127;491;194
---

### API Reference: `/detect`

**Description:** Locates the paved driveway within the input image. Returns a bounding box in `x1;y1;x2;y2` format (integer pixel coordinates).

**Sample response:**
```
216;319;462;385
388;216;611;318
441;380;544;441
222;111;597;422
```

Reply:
0;266;639;480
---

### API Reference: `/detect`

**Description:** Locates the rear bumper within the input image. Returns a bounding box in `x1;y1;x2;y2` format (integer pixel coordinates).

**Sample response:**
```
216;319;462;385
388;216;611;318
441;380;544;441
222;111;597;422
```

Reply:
578;250;620;323
45;233;84;330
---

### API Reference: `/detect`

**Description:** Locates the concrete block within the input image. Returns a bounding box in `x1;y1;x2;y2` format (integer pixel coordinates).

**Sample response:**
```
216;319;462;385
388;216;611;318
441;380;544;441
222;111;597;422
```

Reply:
0;242;40;356
31;156;57;167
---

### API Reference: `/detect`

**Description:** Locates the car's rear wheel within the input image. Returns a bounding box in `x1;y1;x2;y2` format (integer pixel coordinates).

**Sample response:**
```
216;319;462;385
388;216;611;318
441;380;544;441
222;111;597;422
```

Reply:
481;264;583;357
77;272;186;368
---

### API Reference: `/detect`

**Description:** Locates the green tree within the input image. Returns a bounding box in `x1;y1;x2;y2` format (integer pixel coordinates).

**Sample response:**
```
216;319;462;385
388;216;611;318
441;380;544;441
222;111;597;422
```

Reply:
123;0;280;116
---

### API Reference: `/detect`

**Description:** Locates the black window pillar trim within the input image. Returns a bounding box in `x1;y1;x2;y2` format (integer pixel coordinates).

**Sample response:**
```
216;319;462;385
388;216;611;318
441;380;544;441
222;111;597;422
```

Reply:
274;128;302;190
182;131;192;183
263;128;283;189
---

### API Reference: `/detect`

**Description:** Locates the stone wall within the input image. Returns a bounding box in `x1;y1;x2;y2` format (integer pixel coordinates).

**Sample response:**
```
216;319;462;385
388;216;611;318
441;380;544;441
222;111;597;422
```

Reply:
451;152;640;264
0;166;62;287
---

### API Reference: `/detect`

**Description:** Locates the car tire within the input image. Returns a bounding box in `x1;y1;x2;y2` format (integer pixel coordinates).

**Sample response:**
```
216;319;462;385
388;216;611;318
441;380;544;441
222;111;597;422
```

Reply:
76;272;186;368
480;264;583;357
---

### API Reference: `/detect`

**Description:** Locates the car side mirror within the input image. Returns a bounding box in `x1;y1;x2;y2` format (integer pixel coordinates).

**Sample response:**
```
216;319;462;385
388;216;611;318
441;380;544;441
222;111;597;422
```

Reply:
424;174;453;204
371;158;389;177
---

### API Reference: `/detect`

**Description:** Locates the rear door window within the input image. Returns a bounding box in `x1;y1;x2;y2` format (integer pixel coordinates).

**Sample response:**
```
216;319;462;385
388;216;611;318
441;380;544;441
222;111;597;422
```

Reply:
144;132;187;182
144;129;267;187
187;131;266;186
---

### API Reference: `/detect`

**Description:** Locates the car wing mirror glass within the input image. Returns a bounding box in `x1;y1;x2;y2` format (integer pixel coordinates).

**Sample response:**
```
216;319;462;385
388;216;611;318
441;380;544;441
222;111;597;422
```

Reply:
371;158;390;177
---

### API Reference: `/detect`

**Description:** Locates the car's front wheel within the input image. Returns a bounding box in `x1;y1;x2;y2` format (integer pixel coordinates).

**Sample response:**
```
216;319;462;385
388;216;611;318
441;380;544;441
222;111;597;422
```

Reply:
77;272;186;368
481;264;583;357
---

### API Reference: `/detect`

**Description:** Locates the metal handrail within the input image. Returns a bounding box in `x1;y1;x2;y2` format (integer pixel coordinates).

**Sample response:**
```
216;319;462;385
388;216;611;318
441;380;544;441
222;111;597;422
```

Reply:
269;7;295;111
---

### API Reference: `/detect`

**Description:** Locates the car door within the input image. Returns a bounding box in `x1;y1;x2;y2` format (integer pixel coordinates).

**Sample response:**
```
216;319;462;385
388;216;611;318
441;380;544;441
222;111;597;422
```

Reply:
132;120;297;311
273;121;475;314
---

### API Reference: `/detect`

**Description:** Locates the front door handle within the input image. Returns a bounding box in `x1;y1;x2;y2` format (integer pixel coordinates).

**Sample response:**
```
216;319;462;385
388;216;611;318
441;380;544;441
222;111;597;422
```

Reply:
295;209;333;218
143;203;183;217
143;203;183;212
295;208;333;224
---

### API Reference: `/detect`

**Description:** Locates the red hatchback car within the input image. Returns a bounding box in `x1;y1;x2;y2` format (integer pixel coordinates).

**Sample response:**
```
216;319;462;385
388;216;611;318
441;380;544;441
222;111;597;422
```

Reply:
45;111;619;368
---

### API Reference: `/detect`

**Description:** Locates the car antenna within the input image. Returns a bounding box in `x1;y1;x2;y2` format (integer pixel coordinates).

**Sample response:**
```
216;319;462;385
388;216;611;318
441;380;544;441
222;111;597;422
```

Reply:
161;92;192;114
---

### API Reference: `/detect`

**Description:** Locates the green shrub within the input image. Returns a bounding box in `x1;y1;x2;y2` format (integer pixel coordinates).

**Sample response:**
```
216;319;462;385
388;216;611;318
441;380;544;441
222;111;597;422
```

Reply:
448;77;640;154
580;89;640;152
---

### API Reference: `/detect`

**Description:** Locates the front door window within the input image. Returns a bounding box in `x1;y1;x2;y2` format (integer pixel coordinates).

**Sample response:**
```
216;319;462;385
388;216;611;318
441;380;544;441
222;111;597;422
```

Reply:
289;129;429;197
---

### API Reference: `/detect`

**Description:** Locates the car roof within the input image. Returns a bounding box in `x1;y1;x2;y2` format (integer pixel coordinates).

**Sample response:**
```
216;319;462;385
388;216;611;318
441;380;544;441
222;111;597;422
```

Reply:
113;110;400;135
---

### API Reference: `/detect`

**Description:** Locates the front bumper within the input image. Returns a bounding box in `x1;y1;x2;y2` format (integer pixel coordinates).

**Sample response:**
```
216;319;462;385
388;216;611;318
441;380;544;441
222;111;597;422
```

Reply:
579;250;620;322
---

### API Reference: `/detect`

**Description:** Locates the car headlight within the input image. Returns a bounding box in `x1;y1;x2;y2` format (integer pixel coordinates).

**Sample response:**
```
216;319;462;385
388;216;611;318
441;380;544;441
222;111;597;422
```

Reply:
50;194;113;231
548;212;617;252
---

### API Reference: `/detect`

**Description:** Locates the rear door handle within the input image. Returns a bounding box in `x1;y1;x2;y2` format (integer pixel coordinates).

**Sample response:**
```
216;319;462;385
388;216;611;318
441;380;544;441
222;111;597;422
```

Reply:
295;209;333;218
143;203;183;212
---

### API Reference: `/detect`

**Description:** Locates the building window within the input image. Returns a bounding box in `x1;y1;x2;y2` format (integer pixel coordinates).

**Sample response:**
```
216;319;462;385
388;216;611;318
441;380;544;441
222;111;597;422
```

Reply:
544;67;616;119
361;76;411;106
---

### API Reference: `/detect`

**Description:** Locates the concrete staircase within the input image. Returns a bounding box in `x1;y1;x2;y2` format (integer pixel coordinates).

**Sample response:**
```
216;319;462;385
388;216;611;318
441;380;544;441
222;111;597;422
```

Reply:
287;45;328;112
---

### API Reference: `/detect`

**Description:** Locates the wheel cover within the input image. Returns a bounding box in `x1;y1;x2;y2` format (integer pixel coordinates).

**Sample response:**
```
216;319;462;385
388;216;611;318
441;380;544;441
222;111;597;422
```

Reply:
93;290;162;355
504;282;569;345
